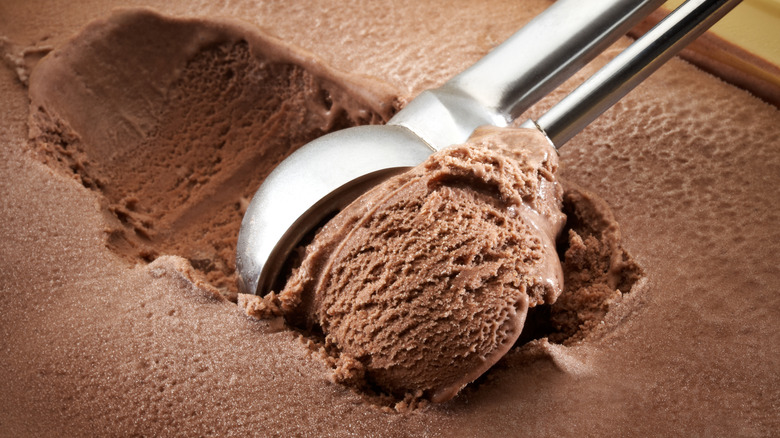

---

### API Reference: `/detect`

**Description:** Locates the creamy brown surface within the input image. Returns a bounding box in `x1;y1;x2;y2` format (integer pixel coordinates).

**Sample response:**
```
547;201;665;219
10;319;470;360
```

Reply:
1;0;779;436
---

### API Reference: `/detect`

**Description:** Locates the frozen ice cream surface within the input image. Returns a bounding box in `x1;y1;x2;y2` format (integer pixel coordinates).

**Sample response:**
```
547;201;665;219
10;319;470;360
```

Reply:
270;127;566;401
3;0;779;435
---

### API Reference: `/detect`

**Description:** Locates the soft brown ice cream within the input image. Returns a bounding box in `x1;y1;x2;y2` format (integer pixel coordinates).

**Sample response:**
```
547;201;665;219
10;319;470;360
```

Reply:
1;0;778;436
265;127;565;402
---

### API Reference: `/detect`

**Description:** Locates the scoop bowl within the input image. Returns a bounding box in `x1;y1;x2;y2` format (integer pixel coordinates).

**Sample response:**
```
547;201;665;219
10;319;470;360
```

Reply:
236;125;433;296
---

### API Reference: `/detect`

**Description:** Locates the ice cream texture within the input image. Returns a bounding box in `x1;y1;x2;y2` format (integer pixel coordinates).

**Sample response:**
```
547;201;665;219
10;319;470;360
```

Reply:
267;127;566;402
1;0;778;436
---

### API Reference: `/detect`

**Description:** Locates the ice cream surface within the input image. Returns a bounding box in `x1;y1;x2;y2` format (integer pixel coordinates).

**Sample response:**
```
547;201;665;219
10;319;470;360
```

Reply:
1;0;778;436
269;127;566;402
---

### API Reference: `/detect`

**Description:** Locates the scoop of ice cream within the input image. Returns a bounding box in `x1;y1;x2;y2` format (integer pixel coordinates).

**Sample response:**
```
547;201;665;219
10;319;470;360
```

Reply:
275;127;566;402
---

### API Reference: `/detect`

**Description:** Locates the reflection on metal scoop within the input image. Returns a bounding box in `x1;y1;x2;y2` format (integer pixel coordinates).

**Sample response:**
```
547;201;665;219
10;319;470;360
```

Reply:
236;0;670;296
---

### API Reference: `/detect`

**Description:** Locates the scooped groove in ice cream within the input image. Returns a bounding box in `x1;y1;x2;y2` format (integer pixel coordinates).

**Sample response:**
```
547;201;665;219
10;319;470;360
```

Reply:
26;9;401;301
23;7;643;407
264;127;566;402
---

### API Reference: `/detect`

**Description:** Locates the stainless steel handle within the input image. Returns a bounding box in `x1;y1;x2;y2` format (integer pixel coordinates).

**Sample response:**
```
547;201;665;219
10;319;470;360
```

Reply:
527;0;743;148
448;0;666;121
390;0;665;151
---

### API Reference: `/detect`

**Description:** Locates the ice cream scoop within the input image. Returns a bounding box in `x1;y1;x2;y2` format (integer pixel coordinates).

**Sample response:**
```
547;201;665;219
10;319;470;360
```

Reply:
276;126;568;402
268;0;743;402
237;0;665;296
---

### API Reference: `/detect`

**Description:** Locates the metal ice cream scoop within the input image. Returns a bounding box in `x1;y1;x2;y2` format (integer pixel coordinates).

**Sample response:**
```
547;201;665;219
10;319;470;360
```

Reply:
236;0;736;296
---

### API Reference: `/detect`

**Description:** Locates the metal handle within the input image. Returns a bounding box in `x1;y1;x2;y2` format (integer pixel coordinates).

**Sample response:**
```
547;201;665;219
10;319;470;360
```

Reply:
448;0;665;121
390;0;665;151
527;0;743;148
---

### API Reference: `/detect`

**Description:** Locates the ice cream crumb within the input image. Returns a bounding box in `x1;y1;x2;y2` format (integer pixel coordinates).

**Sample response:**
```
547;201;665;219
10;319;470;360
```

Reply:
146;256;225;302
238;292;282;319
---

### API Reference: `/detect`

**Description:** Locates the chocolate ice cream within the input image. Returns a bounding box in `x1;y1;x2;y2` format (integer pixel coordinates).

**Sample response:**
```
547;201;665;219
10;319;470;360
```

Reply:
1;0;778;435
